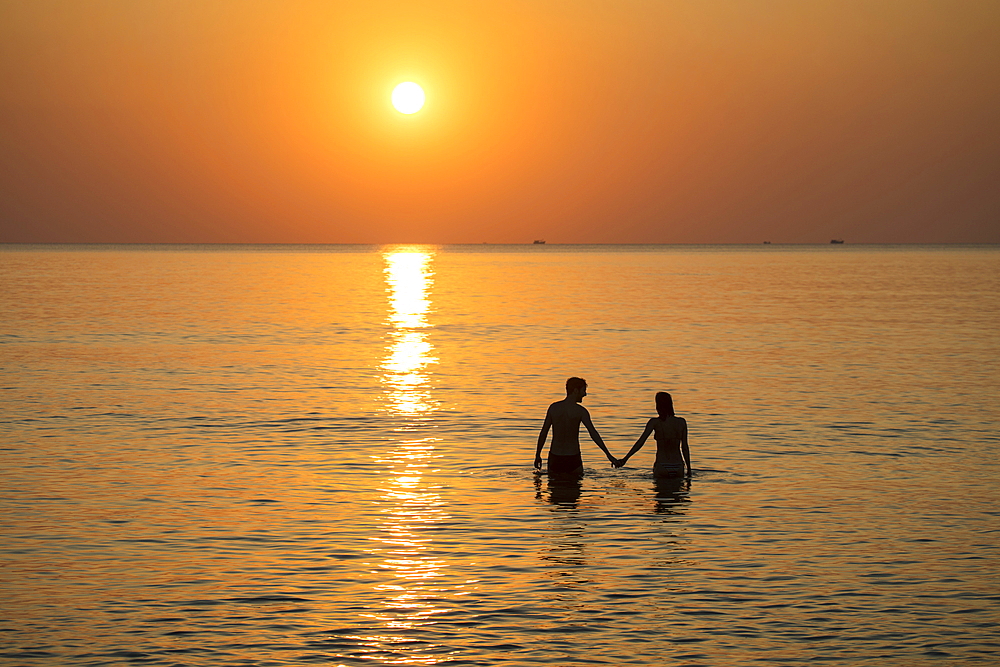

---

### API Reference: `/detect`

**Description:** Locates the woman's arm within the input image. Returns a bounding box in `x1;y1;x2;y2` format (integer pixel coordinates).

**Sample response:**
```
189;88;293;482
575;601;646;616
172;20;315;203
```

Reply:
620;420;655;465
681;419;691;476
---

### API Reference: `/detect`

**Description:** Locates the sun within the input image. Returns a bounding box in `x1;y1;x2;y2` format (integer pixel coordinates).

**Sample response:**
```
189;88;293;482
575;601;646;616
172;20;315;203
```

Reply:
391;82;425;114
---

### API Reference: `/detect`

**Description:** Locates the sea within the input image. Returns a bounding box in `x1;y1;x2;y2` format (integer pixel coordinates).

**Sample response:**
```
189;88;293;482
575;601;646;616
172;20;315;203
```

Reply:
2;243;998;666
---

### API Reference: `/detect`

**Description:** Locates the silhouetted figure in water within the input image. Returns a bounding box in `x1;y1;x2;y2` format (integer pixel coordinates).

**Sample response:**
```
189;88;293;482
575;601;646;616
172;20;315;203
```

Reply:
534;377;617;475
617;392;691;478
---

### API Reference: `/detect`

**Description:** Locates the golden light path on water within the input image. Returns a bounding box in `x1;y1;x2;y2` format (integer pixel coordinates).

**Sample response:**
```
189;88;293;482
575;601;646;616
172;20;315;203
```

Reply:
363;247;463;664
381;249;437;415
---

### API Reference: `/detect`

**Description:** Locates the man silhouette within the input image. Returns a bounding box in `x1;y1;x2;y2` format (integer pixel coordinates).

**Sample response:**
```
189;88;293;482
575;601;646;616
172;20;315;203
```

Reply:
534;377;617;475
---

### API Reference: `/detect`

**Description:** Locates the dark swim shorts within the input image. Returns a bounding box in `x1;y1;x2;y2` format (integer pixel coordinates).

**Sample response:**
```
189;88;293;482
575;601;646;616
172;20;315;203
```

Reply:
548;453;583;475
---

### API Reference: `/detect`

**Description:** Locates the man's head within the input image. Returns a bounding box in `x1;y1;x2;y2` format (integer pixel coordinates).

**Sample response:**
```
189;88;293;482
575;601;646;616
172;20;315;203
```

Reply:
565;376;587;402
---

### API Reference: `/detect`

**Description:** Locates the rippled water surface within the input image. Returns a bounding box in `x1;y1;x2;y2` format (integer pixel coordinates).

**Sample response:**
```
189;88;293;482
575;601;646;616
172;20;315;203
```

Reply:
2;244;998;665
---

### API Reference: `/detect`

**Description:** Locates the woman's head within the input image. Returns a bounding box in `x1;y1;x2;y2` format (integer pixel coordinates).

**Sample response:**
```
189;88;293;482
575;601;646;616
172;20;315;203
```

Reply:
655;392;674;419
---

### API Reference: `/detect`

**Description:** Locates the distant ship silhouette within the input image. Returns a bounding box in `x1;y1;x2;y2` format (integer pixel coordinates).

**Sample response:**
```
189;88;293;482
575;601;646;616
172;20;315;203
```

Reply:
830;239;844;244
533;240;546;244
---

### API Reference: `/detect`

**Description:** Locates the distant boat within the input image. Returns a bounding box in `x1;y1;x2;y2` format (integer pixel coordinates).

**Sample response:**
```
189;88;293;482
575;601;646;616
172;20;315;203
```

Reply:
763;241;771;244
830;239;844;244
533;240;546;244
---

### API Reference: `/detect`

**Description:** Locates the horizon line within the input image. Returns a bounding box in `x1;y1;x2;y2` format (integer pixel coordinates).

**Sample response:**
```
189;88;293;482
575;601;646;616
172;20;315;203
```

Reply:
3;241;999;247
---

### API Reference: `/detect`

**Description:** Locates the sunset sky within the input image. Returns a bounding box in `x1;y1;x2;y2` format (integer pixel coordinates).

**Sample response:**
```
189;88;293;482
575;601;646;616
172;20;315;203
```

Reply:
2;0;997;244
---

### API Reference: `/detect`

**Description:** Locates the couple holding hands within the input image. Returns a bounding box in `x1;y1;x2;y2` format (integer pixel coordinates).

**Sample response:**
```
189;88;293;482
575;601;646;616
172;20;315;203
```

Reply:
534;377;691;478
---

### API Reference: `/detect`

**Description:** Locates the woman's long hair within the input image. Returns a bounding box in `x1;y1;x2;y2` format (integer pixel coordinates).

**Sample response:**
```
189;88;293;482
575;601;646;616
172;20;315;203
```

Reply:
656;392;674;420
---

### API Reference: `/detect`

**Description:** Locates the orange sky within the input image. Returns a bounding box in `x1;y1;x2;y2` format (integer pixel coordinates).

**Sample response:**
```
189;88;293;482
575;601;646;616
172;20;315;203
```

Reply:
1;0;998;243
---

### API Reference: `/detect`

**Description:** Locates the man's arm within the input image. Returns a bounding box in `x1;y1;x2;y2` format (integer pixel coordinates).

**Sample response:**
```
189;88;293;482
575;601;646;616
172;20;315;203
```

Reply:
582;409;617;465
534;410;552;469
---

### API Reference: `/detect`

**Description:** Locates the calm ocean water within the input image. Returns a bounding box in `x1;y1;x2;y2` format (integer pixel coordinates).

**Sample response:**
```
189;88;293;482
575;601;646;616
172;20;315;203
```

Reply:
2;244;998;666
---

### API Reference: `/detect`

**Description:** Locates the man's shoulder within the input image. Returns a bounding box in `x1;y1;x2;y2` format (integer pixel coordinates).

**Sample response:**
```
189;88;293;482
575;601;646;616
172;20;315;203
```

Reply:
546;399;568;415
548;399;586;415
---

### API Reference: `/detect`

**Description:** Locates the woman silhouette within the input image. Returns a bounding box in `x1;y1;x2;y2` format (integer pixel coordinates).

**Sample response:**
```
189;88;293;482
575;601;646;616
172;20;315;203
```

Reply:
617;392;691;477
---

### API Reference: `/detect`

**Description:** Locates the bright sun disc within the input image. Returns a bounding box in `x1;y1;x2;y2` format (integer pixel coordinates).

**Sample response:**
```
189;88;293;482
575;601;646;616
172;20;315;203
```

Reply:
391;82;425;114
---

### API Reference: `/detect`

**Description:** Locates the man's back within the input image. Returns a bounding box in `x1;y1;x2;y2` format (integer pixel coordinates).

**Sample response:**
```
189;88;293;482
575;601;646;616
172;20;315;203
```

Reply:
547;398;588;456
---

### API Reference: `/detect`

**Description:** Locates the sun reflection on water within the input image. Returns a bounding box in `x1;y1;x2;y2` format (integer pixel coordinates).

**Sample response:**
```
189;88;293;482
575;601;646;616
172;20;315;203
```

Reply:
363;438;456;662
381;248;438;416
365;247;460;663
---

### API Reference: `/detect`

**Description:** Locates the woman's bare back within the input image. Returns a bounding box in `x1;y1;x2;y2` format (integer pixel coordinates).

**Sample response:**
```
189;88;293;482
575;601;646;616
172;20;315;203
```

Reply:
651;416;687;466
